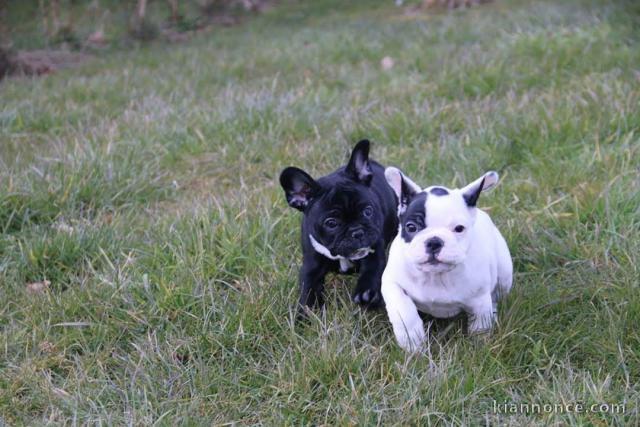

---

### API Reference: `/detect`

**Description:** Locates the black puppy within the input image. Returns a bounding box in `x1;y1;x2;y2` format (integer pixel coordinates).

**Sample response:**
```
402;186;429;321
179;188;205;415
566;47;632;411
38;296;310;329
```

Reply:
279;140;398;314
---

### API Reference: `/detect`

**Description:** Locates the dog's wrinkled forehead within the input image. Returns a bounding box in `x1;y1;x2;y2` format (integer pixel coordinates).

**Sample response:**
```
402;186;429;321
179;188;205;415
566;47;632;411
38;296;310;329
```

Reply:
401;185;470;225
313;182;372;214
423;186;470;221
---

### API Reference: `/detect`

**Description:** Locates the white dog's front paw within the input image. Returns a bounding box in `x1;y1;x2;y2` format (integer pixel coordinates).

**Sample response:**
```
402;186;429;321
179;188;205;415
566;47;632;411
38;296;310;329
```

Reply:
394;322;426;352
468;311;495;335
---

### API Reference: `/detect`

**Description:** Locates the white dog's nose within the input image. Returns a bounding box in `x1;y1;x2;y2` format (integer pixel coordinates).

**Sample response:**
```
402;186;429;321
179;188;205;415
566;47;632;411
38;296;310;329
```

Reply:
425;237;444;255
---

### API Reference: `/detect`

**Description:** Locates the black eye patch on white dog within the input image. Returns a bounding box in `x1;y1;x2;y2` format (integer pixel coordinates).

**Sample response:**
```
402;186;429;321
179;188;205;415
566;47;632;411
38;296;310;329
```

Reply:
400;192;427;243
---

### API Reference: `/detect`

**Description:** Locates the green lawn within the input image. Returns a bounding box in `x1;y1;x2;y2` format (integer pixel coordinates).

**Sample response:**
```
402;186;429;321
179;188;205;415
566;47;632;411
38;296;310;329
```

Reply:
1;0;639;424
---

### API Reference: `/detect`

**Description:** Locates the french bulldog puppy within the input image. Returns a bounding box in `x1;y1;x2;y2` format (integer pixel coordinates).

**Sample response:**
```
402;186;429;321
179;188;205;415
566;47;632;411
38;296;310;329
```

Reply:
280;140;398;315
381;167;513;351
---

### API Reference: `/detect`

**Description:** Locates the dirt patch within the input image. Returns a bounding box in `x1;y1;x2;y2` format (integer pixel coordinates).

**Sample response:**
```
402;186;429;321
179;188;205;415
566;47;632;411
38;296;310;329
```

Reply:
422;0;492;8
402;0;493;14
0;47;91;79
0;47;12;78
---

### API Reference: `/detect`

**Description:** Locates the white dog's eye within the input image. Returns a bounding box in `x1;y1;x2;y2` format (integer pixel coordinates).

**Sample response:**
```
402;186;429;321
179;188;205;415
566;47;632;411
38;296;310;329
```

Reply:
405;222;418;233
363;206;373;218
454;225;465;233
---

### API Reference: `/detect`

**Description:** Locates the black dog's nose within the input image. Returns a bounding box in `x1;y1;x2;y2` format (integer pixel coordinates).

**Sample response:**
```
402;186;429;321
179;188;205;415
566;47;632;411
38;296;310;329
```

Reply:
351;229;364;239
425;237;444;255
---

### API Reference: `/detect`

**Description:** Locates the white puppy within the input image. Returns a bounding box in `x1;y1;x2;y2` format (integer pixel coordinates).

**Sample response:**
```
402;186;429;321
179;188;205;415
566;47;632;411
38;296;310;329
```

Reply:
381;167;513;352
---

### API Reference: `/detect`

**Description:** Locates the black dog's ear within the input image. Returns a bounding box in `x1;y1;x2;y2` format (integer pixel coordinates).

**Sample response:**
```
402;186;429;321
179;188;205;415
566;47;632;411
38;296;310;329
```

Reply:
346;139;373;184
461;171;499;207
385;167;422;215
279;167;320;211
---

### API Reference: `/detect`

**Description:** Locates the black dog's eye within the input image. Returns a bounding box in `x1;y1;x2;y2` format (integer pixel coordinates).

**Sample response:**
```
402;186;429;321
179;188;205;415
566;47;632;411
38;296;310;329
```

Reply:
363;206;373;218
324;218;339;229
405;222;418;233
454;225;465;233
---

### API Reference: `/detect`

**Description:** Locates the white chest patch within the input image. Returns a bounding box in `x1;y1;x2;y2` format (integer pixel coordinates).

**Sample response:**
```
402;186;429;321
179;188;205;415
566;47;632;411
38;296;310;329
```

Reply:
308;234;374;272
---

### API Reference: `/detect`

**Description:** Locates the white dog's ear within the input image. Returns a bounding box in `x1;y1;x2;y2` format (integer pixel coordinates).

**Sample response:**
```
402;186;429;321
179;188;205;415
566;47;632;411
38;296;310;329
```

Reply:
461;171;499;207
385;167;422;214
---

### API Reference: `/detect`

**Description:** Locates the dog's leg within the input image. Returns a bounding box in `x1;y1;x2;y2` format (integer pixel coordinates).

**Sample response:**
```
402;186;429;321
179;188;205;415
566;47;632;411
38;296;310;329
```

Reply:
466;293;495;334
297;254;329;317
381;279;425;352
495;231;513;301
352;240;386;307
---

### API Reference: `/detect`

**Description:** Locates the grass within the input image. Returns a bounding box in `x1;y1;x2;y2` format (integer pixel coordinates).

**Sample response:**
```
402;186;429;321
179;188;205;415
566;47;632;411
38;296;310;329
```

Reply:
1;0;639;424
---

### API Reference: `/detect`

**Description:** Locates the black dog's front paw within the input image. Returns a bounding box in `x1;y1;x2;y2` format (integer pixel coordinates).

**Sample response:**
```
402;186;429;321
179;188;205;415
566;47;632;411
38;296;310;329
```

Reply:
295;303;320;322
295;304;311;322
352;288;383;308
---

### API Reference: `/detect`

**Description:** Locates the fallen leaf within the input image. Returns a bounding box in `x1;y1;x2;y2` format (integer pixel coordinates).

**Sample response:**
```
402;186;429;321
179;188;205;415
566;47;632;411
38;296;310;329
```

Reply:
26;280;50;294
53;322;92;327
52;387;70;398
39;341;55;353
381;56;394;70
54;222;74;233
87;30;106;45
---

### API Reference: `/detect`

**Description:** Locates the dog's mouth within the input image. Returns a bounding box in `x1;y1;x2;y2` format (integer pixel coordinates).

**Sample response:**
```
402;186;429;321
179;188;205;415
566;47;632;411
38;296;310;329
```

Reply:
309;234;374;262
348;247;374;260
418;256;454;269
420;255;443;265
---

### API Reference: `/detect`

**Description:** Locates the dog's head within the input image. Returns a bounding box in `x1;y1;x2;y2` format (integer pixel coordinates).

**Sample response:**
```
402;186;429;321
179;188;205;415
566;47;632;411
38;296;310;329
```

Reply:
385;167;499;273
280;140;384;260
